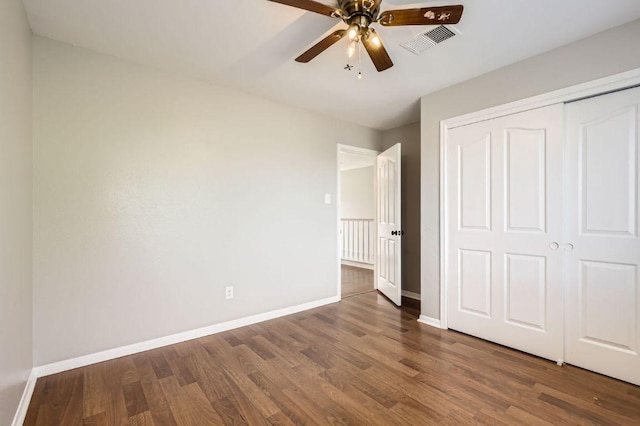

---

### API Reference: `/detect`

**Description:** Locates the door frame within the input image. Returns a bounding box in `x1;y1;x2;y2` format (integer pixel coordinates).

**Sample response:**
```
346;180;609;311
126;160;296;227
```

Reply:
439;67;640;330
337;144;380;299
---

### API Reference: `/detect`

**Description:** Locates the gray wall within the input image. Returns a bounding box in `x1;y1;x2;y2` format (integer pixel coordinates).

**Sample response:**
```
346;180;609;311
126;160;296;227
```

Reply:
421;19;640;319
0;0;33;423
33;37;381;366
382;122;420;295
340;166;375;219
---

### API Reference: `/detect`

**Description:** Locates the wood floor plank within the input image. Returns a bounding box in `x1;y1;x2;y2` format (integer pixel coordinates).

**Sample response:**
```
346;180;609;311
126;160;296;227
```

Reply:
289;364;391;425
128;411;155;426
81;411;108;425
346;335;424;377
244;337;276;361
122;381;149;417
24;292;640;425
318;369;405;425
340;265;374;298
120;358;141;386
213;375;271;426
265;411;296;426
159;376;225;425
390;398;449;425
247;371;317;425
82;364;109;420
250;360;335;423
157;348;196;389
37;369;84;425
535;383;640;425
102;358;134;425
210;396;249;425
149;352;173;380
134;353;178;426
324;364;403;411
23;377;47;425
505;405;557;426
35;404;58;426
473;407;512;426
362;364;476;419
280;384;349;425
181;352;234;404
249;324;307;354
59;371;84;425
218;350;280;419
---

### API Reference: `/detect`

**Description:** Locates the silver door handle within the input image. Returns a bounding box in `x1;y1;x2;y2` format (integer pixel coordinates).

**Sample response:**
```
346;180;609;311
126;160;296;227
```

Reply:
562;243;574;251
549;242;560;250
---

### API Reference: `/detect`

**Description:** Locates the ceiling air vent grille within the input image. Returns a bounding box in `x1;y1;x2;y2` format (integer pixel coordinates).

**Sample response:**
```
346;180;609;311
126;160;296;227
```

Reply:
400;25;457;55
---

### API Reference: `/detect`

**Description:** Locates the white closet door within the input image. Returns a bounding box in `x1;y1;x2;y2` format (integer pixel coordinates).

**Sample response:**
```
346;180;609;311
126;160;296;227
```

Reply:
446;104;564;362
565;86;640;385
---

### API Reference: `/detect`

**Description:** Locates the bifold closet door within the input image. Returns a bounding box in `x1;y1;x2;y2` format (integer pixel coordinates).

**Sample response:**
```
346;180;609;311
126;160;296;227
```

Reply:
565;86;640;386
446;104;564;362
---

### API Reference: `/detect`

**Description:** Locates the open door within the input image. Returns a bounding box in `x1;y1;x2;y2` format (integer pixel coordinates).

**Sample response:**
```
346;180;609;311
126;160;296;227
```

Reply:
376;143;402;306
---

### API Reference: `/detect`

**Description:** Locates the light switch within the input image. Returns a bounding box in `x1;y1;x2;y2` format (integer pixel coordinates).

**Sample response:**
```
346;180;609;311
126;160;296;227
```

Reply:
324;193;331;204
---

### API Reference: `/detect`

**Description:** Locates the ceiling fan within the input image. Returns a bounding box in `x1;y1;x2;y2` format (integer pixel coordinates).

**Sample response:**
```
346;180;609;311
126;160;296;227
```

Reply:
268;0;464;72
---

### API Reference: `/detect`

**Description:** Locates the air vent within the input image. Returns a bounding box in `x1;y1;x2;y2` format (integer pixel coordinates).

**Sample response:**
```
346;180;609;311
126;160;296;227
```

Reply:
400;25;457;55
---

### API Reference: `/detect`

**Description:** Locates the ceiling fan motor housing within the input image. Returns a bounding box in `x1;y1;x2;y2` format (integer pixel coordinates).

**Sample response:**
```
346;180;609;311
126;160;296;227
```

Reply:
338;0;380;31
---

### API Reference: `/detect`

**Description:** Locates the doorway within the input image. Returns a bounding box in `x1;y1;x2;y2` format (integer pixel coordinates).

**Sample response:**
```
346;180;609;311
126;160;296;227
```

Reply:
337;145;378;298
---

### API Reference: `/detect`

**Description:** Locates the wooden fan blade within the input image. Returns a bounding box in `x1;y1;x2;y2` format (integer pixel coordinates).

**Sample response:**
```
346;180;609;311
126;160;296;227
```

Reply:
268;0;339;17
296;30;347;63
379;5;463;26
362;31;393;72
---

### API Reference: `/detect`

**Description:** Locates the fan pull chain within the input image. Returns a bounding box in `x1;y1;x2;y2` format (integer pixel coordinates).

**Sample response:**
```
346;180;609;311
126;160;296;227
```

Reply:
358;40;363;80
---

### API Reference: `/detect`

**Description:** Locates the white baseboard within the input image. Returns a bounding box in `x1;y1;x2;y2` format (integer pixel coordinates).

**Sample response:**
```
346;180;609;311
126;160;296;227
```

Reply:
418;315;445;329
11;369;37;426
340;260;374;270
34;295;340;378
401;290;421;300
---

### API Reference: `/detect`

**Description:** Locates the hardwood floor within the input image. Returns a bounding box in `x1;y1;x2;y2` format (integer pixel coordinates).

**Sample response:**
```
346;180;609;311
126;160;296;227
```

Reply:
341;264;374;298
25;292;640;425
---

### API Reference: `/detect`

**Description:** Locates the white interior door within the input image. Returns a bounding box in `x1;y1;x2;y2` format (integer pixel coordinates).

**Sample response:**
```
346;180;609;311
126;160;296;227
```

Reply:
445;104;564;362
565;86;640;385
376;143;402;306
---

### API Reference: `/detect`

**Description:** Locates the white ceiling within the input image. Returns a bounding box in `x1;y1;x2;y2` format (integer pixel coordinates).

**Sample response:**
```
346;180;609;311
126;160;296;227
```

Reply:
23;0;640;130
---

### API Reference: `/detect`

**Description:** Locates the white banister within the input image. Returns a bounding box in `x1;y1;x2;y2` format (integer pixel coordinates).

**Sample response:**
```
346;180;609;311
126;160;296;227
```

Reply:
340;218;375;265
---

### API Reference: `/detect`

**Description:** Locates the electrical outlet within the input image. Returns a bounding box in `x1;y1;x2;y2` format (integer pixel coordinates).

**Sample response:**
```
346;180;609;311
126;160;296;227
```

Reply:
225;286;234;300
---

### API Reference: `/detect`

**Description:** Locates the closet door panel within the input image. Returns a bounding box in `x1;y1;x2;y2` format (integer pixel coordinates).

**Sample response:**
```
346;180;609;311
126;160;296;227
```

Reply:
505;253;547;331
565;86;640;386
580;106;636;236
504;128;547;233
459;134;492;231
446;104;564;362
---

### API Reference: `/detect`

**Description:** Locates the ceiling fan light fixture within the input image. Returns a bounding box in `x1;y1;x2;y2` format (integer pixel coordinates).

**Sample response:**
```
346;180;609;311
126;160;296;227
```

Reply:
347;25;359;40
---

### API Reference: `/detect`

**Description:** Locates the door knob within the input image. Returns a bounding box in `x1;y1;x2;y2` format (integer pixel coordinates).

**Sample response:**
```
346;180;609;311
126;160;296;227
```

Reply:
563;243;574;251
549;242;560;250
391;230;405;236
